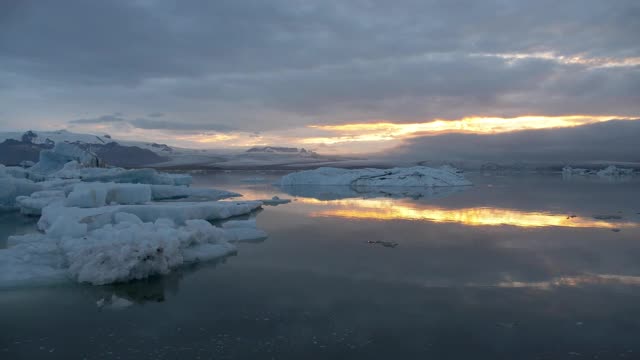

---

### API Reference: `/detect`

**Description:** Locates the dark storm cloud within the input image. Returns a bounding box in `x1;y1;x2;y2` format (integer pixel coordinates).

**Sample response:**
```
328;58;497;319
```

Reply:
1;0;639;133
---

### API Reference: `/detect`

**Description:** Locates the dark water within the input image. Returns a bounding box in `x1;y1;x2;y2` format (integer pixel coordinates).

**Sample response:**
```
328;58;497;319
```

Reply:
2;171;640;359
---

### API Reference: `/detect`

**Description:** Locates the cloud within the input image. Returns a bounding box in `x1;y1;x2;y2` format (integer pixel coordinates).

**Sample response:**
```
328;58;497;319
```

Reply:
386;119;640;165
69;114;236;133
148;112;164;118
69;114;126;124
128;118;235;132
0;0;638;145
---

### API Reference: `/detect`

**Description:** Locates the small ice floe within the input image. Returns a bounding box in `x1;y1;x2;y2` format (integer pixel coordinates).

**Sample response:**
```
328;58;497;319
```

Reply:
259;196;291;206
96;294;134;310
563;165;635;178
280;166;471;187
367;240;398;248
221;219;268;242
496;322;518;329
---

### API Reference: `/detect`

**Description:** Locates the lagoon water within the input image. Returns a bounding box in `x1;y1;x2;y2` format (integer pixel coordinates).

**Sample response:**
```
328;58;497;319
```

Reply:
2;171;640;359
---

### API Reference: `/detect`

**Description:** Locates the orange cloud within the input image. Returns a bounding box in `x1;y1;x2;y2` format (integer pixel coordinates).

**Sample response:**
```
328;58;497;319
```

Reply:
302;115;638;145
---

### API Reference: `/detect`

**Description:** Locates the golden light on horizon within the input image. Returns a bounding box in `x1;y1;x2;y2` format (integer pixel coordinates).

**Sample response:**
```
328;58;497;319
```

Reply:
477;52;640;68
304;198;637;229
301;115;638;145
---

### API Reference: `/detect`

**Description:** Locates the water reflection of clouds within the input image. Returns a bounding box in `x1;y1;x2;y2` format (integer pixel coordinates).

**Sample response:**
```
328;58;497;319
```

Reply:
306;198;637;229
230;184;638;229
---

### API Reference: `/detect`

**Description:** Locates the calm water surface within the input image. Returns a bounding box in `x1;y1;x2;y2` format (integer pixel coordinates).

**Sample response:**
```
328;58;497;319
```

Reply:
2;171;640;359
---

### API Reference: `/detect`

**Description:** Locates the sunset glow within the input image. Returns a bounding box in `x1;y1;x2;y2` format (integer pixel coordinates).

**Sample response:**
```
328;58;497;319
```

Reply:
302;115;638;145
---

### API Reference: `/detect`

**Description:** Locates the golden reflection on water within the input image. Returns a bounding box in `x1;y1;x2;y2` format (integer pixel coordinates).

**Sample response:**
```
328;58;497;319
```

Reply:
300;198;637;229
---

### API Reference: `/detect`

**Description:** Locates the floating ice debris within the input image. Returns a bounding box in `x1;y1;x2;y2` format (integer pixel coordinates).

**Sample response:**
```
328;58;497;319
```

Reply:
96;295;134;310
367;240;398;248
280;166;471;187
597;165;634;177
260;196;291;206
496;322;518;329
221;219;269;242
563;165;635;178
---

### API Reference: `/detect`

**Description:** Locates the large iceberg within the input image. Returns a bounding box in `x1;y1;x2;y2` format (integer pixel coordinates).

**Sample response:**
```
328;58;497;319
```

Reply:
0;142;268;287
279;166;472;187
29;142;103;175
2;213;266;286
38;200;263;236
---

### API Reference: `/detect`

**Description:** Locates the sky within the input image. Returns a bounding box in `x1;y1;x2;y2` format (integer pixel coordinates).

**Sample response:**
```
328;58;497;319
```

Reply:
1;0;639;157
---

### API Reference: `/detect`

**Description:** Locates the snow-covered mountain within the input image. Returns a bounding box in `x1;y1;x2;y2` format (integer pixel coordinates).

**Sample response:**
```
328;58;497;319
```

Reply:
0;130;171;167
246;146;317;156
0;130;358;169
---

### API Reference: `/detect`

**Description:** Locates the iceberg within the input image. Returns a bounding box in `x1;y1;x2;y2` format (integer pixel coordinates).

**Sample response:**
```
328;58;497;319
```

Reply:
0;142;269;287
562;165;635;178
280;184;468;201
2;214;257;286
259;196;292;206
279;166;472;187
65;182;152;208
29;142;103;175
16;190;66;216
150;185;239;201
38;200;263;237
221;219;269;242
0;175;43;210
597;166;634;177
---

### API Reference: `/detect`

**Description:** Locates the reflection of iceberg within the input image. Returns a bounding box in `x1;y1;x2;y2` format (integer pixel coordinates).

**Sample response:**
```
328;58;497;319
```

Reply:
94;261;220;308
280;184;468;201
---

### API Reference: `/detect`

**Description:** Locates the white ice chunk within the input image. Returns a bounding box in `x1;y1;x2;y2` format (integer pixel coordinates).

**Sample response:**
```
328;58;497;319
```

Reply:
0;177;43;209
150;185;239;201
597;165;634;177
221;219;268;242
16;190;66;216
38;200;262;236
0;235;67;287
65;183;152;208
58;218;236;284
30;142;102;175
259;196;291;206
279;166;472;187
